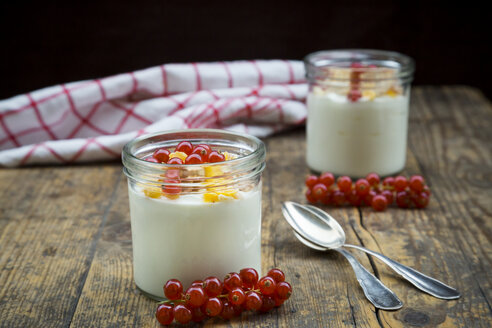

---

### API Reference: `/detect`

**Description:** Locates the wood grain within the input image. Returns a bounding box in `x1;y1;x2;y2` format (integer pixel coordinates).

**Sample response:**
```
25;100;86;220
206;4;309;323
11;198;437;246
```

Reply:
0;86;491;327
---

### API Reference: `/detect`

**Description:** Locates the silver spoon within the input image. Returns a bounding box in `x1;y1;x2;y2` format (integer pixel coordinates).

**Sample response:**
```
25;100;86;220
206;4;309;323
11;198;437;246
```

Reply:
284;201;461;300
282;202;403;310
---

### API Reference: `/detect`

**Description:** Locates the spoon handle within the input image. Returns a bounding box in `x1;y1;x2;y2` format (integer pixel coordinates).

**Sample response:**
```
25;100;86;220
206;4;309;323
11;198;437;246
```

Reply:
344;244;460;300
335;248;403;310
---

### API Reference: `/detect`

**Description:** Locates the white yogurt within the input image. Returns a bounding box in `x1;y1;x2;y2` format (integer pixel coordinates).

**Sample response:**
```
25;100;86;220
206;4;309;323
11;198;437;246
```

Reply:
128;184;262;299
306;91;409;177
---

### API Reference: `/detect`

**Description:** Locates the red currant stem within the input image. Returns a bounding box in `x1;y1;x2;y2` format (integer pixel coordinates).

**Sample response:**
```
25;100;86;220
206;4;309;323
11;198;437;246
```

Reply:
157;299;185;305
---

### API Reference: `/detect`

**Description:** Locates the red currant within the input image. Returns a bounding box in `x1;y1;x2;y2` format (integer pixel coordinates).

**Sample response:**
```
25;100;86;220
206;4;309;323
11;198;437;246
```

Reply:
208;151;225;163
190;280;203;288
220;301;235;319
258;276;276;295
274;295;285;307
167;157;183;165
203;297;223;317
155;304;174;325
224;272;242;291
145;156;159;163
366;173;380;186
319;172;335;187
396;191;412;208
413;192;430;208
184;153;203;164
162;179;181;195
239;268;259;288
176;141;193;155
184;286;207;308
337;176;352;193
305;175;319;188
363;190;377;206
371;195;388;211
355;178;370;196
275;281;292;300
332;190;346;206
348;89;362;102
259;295;276;312
245;291;263;311
191;146;209;161
381;190;394;204
409;175;425;192
228;287;246;305
382;176;395;187
347;189;362;206
164;279;183;300
174;304;192;324
312;183;328;201
191;307;207;323
267;268;285;283
305;188;317;203
394;176;408;192
203;276;222;297
153;148;170;163
321;190;333;205
422;185;431;196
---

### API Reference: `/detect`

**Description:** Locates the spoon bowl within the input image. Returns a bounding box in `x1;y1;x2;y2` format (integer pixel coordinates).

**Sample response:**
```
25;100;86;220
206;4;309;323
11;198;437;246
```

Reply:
282;201;346;249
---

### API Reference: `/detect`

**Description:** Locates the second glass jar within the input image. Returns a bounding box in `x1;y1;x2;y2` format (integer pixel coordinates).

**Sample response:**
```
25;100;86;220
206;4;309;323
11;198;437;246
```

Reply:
304;49;415;177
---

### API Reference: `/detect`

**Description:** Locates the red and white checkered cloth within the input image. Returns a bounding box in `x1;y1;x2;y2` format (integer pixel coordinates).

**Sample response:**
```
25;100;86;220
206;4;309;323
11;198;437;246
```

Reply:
0;60;308;167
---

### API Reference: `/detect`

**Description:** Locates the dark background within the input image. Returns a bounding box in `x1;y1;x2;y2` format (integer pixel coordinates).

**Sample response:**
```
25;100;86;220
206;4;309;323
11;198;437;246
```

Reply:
0;1;490;99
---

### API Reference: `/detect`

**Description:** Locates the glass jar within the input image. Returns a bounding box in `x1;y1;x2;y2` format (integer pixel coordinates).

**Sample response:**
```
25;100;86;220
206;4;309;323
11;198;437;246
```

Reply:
122;129;266;300
304;49;415;177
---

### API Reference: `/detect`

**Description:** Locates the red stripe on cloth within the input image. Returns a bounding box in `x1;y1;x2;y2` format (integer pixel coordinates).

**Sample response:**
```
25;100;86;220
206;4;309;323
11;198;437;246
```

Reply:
67;81;107;139
113;103;139;134
93;139;120;157
250;60;264;86
192;63;202;91
42;143;66;163
220;61;233;88
19;143;41;165
161;65;169;96
70;138;95;162
2;81;98;118
0;108;71;146
283;84;296;100
26;93;57;140
283;60;295;84
129;72;139;93
61;84;110;136
167;92;199;116
110;101;152;125
0;114;21;147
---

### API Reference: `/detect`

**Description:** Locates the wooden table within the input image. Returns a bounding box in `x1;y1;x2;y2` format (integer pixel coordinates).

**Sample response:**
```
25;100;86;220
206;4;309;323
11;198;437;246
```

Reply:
1;86;491;327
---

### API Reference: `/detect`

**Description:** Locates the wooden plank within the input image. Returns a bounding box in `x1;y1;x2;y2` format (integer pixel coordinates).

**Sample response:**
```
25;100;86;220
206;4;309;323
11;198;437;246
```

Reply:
0;165;122;327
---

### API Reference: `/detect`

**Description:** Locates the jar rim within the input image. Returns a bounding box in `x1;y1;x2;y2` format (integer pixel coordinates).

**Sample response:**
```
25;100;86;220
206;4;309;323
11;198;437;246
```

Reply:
122;129;266;187
304;49;415;82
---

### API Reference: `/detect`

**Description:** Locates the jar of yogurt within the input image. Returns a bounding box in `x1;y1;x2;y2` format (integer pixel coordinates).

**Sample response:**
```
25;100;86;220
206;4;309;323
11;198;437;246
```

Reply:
122;129;266;300
304;49;415;177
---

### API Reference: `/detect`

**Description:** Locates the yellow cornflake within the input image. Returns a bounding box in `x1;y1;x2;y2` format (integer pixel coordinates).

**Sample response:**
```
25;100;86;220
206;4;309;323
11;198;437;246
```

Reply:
218;189;238;199
386;87;399;97
204;192;219;203
362;90;377;101
204;166;223;177
143;187;162;199
169;151;188;161
223;151;236;161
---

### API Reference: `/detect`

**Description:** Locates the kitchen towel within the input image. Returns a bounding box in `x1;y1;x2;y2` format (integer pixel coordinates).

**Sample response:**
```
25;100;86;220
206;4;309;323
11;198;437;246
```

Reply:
0;60;308;167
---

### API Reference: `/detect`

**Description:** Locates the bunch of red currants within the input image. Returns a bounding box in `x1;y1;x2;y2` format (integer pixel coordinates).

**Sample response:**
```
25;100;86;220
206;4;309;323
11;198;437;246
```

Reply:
155;268;292;325
305;172;431;211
